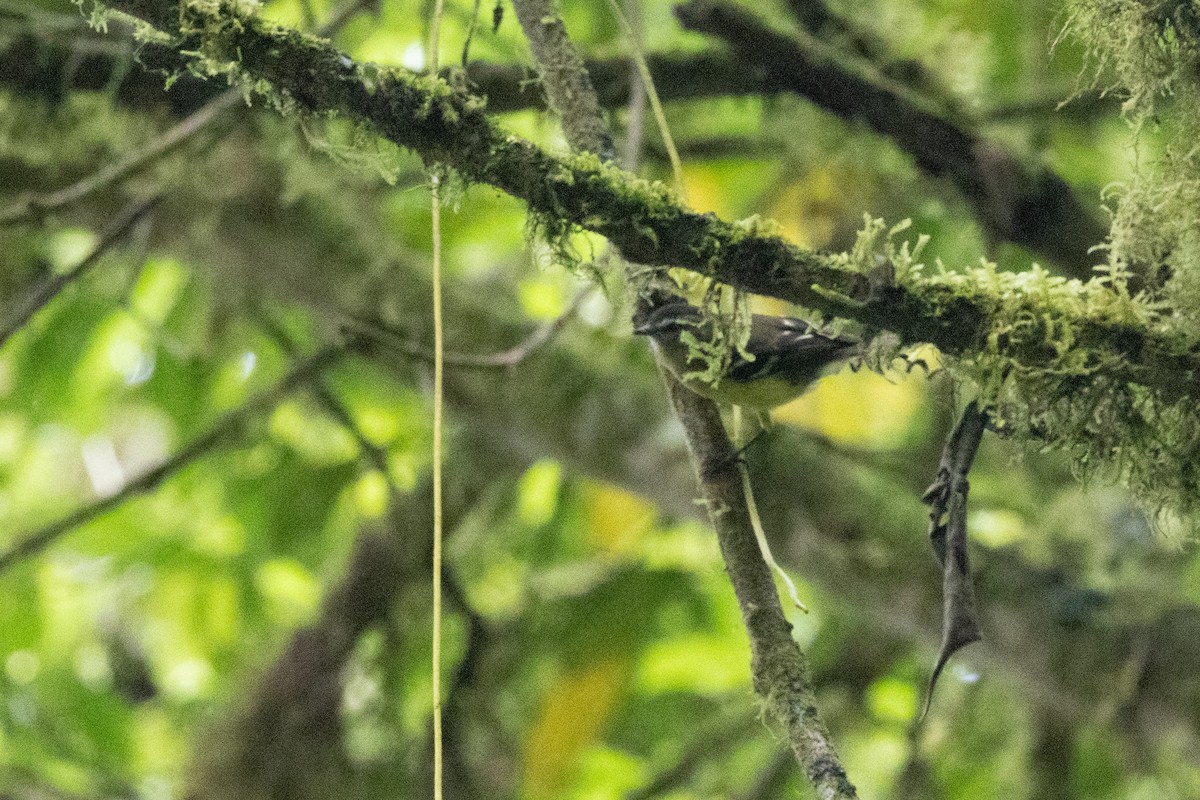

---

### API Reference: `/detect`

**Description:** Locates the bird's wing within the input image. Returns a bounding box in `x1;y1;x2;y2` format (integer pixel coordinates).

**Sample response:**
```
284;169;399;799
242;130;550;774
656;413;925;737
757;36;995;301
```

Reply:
729;316;857;384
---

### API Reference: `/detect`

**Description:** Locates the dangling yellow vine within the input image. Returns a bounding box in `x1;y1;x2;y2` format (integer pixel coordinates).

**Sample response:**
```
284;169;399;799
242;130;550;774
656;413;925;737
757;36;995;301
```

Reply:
428;1;446;798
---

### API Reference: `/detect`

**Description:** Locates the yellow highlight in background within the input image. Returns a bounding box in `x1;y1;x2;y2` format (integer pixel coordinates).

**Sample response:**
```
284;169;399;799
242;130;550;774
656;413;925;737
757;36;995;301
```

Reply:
130;258;188;324
681;166;732;217
519;278;567;321
517;460;563;526
352;471;390;519
637;634;749;695
583;481;655;555
775;361;928;448
969;508;1029;547
523;659;631;799
768;167;843;248
255;558;320;626
866;676;919;723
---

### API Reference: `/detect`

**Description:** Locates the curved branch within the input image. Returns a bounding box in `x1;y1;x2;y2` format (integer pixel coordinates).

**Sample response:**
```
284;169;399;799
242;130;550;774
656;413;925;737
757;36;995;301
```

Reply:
343;287;587;368
674;0;1107;279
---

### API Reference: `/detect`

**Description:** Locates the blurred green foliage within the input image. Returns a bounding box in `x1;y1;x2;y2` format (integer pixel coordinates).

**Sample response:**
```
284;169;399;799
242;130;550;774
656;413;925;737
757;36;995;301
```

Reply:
1;0;1199;798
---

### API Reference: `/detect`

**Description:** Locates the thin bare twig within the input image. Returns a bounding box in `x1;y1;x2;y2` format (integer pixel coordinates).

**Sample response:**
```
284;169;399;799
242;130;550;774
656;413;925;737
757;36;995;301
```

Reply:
0;0;370;227
344;286;589;369
479;286;590;367
0;196;160;349
0;344;347;574
0;93;240;226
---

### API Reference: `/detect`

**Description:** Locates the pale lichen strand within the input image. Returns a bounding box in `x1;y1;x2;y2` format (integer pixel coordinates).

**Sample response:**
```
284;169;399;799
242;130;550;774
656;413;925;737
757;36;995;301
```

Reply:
1060;3;1200;332
1055;1;1200;516
1064;0;1200;118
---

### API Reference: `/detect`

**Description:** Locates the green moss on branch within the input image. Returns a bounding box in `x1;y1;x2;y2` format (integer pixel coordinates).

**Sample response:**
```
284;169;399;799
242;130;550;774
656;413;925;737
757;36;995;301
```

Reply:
100;0;1200;514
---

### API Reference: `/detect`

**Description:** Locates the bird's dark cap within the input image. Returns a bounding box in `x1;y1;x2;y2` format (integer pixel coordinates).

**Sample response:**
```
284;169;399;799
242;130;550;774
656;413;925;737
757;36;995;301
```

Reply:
632;296;699;336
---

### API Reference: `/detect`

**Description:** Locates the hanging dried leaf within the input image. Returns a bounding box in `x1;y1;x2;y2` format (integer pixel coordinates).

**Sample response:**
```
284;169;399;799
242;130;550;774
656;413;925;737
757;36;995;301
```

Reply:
920;401;988;720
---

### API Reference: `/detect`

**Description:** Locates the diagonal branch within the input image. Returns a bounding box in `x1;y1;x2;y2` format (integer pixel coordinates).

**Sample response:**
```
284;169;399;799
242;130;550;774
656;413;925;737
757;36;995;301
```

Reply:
0;94;238;226
507;0;856;792
663;377;858;799
0;196;161;348
784;0;957;110
342;286;588;369
3;19;1110;278
89;0;1200;407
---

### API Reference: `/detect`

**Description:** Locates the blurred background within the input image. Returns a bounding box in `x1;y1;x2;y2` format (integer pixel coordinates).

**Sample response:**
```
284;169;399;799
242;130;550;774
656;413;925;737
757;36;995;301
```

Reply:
1;0;1197;797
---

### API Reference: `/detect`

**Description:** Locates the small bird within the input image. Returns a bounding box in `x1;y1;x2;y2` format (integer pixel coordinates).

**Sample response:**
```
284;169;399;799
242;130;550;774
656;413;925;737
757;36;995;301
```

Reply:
633;297;858;409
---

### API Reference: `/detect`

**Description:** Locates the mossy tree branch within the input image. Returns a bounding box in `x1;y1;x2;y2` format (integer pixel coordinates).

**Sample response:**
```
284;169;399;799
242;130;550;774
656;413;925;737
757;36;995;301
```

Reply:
93;0;1198;401
91;0;1200;516
0;2;1115;281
